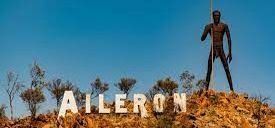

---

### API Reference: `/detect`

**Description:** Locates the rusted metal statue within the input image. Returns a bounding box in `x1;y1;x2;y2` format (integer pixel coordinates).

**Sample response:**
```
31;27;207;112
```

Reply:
201;10;234;92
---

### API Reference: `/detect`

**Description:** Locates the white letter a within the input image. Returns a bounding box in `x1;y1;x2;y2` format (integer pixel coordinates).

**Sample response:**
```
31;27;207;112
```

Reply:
58;91;78;118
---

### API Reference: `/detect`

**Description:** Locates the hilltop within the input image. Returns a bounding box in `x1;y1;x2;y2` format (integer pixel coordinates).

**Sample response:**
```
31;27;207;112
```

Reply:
0;90;274;128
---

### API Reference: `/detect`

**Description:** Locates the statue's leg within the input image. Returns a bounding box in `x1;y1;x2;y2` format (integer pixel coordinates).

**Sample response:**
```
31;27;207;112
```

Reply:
220;50;234;91
205;49;216;91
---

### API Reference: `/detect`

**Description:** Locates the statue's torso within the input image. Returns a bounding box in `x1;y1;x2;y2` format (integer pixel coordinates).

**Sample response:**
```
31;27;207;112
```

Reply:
210;23;226;47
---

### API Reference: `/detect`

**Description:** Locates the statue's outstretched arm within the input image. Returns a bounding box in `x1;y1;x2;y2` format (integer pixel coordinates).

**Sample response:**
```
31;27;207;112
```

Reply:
225;25;232;54
201;24;211;41
225;24;232;62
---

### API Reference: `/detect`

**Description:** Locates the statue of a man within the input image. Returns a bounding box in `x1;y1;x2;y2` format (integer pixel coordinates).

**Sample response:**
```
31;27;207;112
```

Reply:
201;10;234;92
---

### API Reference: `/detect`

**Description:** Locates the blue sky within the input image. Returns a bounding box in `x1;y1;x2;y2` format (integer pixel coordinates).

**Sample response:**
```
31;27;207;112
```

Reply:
0;0;275;117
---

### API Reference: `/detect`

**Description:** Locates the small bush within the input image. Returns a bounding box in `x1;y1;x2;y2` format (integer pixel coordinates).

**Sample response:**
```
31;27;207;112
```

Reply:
0;104;6;118
115;78;136;96
20;88;45;119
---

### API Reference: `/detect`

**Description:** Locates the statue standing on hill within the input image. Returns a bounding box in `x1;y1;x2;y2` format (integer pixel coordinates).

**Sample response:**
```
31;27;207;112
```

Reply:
201;10;234;92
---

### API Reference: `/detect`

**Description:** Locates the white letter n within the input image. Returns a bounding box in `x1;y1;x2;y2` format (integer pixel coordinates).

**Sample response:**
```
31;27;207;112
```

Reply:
173;93;186;113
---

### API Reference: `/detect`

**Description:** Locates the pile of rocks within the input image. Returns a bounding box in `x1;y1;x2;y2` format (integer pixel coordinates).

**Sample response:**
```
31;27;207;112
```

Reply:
176;90;275;127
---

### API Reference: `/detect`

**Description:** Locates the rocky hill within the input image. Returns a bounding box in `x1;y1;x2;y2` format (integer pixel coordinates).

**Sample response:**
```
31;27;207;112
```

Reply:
1;90;274;128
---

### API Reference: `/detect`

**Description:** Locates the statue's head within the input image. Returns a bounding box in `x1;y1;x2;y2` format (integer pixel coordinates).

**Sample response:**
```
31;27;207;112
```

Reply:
212;10;221;24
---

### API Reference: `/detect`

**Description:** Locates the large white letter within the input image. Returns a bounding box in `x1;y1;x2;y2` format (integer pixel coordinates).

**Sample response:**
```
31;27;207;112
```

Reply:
58;91;78;117
99;94;110;113
86;93;91;113
173;93;186;113
153;94;165;112
115;94;127;113
133;94;148;117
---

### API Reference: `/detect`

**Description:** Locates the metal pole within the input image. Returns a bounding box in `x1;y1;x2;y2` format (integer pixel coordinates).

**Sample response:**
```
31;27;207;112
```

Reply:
210;0;215;89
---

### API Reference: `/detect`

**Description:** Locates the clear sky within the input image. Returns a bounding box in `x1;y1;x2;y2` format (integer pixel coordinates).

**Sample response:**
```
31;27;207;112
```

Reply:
0;0;274;117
